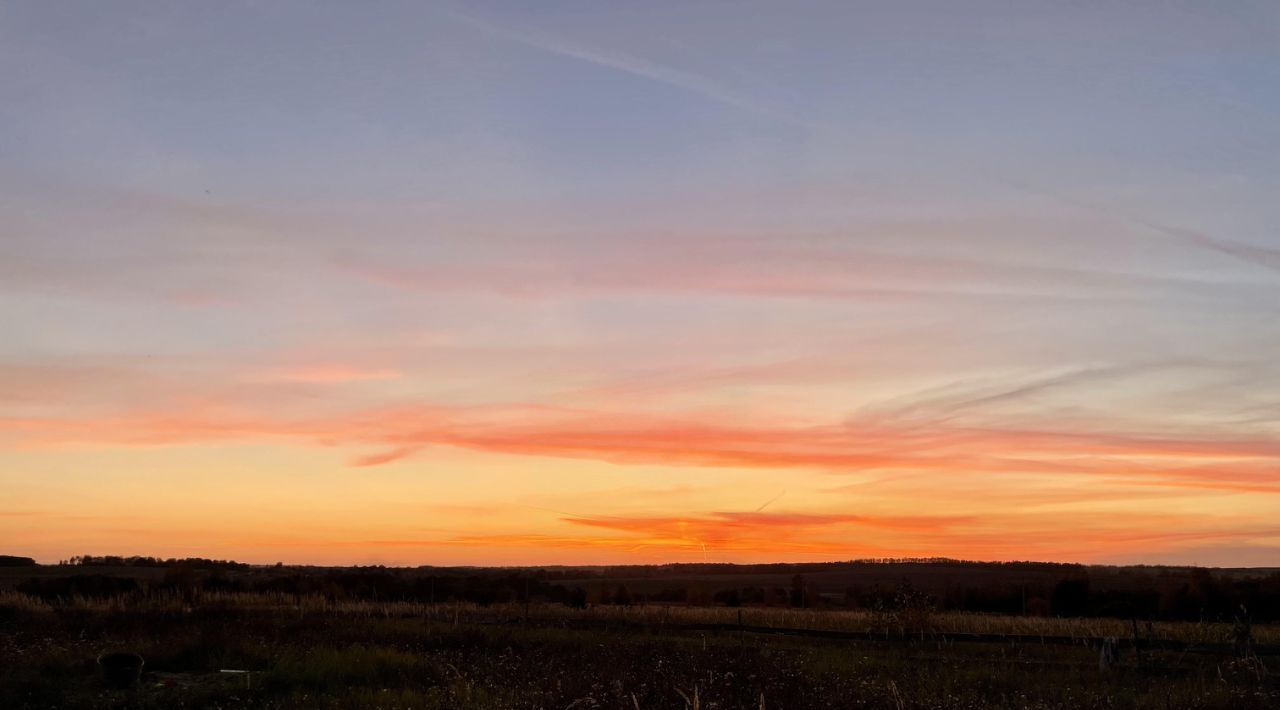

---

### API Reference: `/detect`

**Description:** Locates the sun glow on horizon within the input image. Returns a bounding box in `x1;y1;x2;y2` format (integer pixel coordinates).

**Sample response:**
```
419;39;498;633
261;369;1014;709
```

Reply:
2;1;1279;568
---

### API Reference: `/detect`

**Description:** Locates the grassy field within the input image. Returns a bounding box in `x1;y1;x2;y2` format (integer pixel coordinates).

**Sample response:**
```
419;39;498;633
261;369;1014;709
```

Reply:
2;591;1277;709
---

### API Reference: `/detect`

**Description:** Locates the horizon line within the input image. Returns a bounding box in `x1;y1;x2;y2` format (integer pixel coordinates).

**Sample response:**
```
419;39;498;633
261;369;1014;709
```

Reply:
16;553;1276;572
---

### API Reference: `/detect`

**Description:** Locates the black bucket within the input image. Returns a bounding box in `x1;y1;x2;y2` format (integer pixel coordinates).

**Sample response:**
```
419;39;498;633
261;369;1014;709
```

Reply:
98;652;145;689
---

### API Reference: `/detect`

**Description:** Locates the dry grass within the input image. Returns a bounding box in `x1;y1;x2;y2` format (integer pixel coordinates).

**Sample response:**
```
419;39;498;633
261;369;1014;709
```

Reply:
3;590;1278;709
5;589;1274;646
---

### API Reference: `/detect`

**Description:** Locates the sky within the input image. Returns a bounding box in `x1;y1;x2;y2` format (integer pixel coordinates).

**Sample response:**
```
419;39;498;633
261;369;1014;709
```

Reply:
2;1;1279;567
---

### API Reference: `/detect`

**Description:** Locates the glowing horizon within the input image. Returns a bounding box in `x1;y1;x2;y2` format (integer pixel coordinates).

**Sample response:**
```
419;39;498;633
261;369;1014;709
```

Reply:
3;2;1279;567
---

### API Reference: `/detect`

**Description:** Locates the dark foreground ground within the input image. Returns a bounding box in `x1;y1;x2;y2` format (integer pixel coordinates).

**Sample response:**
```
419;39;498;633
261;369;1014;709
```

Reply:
2;598;1277;710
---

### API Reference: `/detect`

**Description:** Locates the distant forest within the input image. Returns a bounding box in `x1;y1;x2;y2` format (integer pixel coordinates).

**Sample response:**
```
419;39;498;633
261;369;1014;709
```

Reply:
7;556;1280;623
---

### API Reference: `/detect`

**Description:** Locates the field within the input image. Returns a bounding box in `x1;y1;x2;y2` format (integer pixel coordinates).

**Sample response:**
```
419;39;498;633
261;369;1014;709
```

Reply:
2;588;1277;709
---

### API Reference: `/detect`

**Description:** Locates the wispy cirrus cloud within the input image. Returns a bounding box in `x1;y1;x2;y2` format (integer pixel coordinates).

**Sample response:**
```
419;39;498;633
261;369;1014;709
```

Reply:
339;243;1273;307
249;365;402;385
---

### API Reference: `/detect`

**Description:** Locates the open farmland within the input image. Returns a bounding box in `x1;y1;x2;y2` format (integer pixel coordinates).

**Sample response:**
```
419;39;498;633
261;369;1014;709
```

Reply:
2;559;1278;709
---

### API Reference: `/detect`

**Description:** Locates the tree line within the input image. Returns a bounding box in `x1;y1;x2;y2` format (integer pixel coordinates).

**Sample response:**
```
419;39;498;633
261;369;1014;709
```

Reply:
13;564;1280;623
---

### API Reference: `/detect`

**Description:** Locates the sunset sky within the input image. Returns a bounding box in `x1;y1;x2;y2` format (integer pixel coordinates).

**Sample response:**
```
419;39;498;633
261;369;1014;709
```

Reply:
3;1;1279;567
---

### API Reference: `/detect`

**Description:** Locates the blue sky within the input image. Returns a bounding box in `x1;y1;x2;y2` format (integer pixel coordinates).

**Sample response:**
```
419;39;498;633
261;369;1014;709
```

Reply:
2;1;1279;565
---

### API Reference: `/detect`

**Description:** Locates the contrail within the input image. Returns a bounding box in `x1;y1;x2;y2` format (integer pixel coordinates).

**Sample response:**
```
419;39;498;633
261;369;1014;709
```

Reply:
447;6;1279;278
1131;219;1280;275
442;8;819;132
755;489;786;512
1003;179;1280;276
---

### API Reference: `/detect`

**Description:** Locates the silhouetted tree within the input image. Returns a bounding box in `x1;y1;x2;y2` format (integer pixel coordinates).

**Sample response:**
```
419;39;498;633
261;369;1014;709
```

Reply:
714;588;742;607
613;585;632;606
790;574;809;608
565;587;588;609
1051;578;1091;617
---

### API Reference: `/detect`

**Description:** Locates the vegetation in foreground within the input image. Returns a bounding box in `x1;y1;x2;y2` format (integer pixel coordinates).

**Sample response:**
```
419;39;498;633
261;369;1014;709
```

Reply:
2;590;1277;710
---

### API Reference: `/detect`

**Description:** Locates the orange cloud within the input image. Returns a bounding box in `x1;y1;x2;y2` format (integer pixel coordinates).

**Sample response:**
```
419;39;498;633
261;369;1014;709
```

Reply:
4;403;1279;496
373;509;1280;563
